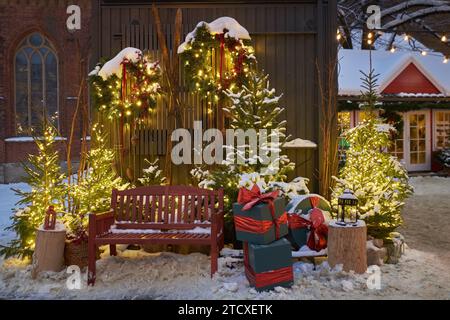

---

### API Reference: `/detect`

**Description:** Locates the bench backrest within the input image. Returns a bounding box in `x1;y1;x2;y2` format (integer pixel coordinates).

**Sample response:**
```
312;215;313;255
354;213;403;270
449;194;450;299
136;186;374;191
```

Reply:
111;185;224;224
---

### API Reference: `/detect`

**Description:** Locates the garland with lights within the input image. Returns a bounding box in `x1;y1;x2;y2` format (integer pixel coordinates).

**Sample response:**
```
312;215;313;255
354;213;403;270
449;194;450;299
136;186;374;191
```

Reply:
179;23;256;99
90;53;162;121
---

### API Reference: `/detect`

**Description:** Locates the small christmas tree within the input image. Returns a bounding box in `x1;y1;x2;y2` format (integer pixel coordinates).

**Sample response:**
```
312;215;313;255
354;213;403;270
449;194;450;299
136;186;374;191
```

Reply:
66;124;126;240
138;158;166;186
331;68;413;240
0;123;66;259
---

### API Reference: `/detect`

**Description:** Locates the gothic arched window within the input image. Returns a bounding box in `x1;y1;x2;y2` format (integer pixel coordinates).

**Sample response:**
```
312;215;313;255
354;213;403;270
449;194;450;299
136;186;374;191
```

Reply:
15;33;58;135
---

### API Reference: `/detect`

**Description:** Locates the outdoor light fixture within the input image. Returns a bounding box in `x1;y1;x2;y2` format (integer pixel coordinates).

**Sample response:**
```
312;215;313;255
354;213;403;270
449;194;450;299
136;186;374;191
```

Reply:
337;189;359;226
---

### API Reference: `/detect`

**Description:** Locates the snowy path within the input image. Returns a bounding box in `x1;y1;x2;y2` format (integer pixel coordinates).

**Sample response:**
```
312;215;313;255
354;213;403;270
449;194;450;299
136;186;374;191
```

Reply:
400;176;450;266
0;177;449;299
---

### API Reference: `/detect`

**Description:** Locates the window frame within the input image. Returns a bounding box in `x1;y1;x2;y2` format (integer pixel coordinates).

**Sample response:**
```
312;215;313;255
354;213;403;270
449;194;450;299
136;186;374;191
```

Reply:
433;109;450;151
13;33;59;136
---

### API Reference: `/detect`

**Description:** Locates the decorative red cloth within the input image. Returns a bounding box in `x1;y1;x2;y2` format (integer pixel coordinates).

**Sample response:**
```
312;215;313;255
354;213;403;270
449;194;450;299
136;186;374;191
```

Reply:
120;58;129;101
287;196;328;251
215;33;226;85
237;185;284;238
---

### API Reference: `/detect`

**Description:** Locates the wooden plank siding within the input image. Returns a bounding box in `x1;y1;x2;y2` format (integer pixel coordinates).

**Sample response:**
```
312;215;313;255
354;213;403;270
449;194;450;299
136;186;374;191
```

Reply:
93;0;337;190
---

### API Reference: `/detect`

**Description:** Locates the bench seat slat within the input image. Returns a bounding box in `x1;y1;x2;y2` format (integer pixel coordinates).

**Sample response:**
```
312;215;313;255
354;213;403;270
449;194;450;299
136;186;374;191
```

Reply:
113;222;211;230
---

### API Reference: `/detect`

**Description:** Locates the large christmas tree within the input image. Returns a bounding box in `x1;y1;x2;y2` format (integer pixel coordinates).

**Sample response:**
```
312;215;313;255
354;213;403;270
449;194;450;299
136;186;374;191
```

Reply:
192;68;295;221
0;123;66;259
331;67;413;240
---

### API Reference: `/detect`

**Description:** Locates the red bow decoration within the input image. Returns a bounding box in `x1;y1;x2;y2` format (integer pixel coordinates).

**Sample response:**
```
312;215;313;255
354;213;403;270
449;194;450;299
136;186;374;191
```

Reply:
237;185;284;238
238;184;279;211
287;196;328;251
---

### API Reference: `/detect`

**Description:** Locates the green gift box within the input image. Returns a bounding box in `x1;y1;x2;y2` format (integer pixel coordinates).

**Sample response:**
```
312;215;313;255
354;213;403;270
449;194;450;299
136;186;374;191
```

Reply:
233;197;288;245
243;238;294;291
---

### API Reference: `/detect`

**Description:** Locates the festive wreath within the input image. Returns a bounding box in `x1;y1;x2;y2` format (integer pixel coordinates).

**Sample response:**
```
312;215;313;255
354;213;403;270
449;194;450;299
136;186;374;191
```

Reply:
90;48;162;120
178;18;256;98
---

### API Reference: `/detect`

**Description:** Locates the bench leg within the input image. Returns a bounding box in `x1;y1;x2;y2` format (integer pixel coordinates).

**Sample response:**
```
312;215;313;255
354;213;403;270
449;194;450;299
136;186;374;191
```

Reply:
211;242;219;277
87;240;97;286
110;244;117;256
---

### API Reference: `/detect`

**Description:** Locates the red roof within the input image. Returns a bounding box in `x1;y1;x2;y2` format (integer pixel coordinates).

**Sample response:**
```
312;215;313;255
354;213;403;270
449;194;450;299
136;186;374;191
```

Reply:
381;62;441;94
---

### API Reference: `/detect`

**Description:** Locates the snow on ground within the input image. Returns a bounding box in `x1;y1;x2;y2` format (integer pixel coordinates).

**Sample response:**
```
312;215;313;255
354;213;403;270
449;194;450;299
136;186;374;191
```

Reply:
0;183;30;247
0;177;449;299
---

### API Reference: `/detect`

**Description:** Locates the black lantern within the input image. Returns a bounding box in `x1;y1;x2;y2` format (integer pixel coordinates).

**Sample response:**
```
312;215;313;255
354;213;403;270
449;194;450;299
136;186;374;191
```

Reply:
337;189;359;226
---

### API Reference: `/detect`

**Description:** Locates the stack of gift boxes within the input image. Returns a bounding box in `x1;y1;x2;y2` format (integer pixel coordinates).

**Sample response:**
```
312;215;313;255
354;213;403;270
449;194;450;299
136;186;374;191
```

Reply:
233;187;293;292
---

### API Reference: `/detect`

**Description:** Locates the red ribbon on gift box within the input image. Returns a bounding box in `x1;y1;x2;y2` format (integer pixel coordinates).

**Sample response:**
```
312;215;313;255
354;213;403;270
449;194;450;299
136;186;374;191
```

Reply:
236;185;285;238
287;196;328;251
245;263;293;289
234;212;288;239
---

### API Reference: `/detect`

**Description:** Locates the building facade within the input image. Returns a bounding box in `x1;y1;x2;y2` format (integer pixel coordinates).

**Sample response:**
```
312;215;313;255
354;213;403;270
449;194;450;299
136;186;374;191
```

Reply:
0;0;94;182
338;49;450;172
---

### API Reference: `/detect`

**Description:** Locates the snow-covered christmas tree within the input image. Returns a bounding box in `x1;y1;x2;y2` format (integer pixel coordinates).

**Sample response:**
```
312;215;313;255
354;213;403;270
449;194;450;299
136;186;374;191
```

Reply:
191;68;296;232
223;70;295;178
331;67;413;240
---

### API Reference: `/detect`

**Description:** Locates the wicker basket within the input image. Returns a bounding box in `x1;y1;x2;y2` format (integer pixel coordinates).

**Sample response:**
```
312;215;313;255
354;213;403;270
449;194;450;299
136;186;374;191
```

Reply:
64;239;99;269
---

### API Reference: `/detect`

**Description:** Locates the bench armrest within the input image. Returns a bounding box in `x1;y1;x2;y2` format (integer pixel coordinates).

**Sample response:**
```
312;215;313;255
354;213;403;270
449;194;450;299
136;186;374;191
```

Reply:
88;210;115;238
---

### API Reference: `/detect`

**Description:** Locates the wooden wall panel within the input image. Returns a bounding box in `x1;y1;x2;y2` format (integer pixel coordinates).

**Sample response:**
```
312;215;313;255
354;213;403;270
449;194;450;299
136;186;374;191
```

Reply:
95;0;337;190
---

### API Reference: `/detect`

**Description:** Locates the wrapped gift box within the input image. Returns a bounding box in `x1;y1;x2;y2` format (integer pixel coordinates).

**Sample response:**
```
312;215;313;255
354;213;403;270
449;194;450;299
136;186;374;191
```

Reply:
286;194;331;250
243;238;294;291
232;197;288;245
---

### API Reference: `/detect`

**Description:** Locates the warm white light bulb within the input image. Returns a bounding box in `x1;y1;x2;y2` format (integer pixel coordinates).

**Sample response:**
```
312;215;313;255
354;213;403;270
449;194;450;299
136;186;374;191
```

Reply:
441;35;447;42
390;47;396;53
421;50;427;56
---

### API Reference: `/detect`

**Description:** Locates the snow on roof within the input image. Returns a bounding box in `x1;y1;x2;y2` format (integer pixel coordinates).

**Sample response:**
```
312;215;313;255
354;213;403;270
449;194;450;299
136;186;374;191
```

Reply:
95;47;142;80
177;17;251;54
338;49;450;97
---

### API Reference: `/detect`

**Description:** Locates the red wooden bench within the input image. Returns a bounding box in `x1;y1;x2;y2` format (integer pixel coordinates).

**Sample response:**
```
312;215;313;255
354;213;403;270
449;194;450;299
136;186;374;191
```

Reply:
87;185;224;285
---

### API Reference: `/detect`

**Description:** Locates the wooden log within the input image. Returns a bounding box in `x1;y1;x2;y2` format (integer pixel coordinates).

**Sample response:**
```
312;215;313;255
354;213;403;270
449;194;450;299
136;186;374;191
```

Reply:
31;224;66;278
327;220;367;274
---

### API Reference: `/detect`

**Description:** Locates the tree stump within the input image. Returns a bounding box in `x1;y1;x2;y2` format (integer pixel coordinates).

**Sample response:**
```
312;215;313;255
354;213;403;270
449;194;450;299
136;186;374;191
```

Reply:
31;224;66;278
328;220;367;274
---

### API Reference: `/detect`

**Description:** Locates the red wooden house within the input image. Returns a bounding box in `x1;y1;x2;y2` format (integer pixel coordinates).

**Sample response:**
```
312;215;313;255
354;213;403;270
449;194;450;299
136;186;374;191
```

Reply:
338;49;450;172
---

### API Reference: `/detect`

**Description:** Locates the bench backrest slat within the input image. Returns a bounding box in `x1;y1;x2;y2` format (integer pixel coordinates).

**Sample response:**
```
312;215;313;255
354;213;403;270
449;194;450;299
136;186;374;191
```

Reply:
190;194;195;224
138;195;144;223
144;195;151;222
111;186;222;225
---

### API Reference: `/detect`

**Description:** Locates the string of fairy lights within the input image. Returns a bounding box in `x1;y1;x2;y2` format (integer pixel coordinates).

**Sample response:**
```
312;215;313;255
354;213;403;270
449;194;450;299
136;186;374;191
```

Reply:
337;28;450;64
